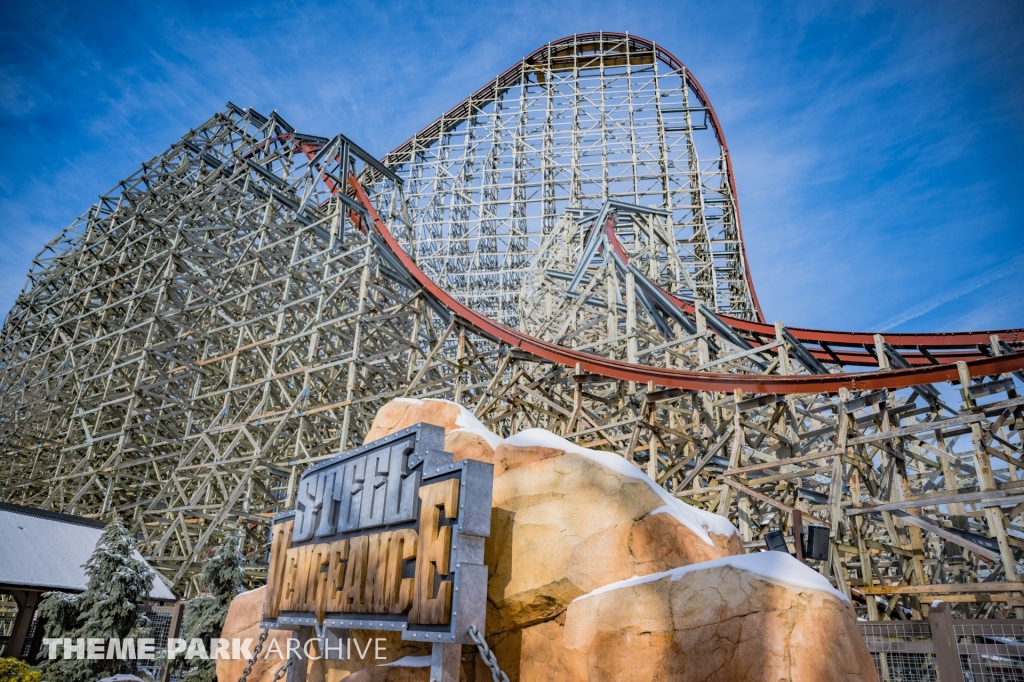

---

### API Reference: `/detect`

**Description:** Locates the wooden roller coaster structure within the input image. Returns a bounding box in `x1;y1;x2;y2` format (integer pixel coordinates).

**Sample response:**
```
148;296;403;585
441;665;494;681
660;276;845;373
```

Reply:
1;34;1022;620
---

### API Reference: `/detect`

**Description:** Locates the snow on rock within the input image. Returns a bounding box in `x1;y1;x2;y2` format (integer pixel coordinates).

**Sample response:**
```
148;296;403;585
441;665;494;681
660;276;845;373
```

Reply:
454;404;504;450
648;505;738;545
504;428;738;545
386;398;502;450
383;403;738;546
382;655;432;667
573;551;850;604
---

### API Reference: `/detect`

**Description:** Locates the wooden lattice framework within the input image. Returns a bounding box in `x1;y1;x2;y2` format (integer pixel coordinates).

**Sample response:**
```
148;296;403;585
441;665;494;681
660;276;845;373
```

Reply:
1;35;1023;620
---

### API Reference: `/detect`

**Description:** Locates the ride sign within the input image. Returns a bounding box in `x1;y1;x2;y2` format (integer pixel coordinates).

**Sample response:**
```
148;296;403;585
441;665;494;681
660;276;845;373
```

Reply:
260;422;493;647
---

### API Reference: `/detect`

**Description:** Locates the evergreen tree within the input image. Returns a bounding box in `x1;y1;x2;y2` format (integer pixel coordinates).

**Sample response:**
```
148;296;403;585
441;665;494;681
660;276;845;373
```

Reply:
178;533;245;682
37;518;154;682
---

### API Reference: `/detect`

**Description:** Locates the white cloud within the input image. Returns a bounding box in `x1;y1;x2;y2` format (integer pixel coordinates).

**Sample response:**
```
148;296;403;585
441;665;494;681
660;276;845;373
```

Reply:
1;0;1022;334
874;254;1024;331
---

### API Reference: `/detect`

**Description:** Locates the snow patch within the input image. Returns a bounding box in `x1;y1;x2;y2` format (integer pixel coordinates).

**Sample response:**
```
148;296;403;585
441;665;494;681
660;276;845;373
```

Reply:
504;428;610;459
649;505;737;546
393;398;503;450
388;403;738;547
503;429;737;545
573;551;850;604
383;655;432;667
454;404;504;450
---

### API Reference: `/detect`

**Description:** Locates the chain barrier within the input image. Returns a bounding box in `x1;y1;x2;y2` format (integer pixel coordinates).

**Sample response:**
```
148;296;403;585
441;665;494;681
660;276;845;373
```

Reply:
468;625;510;682
240;624;504;682
271;658;292;682
236;627;270;682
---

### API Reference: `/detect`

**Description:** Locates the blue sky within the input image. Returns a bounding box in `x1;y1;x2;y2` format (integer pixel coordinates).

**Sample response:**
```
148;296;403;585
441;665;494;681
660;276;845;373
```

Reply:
2;0;1022;332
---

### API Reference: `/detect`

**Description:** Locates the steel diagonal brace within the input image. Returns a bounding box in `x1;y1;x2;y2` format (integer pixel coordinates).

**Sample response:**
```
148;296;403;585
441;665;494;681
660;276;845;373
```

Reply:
567;205;611;294
347;173;1024;394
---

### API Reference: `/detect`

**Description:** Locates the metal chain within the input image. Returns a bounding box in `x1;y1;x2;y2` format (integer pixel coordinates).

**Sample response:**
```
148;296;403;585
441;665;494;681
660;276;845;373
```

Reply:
271;658;292;682
237;627;270;682
468;625;510;682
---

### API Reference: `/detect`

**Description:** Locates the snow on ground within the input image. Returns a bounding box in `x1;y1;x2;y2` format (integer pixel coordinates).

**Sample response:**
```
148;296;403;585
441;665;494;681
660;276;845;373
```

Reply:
383;655;432;667
504;428;737;545
572;551;850;604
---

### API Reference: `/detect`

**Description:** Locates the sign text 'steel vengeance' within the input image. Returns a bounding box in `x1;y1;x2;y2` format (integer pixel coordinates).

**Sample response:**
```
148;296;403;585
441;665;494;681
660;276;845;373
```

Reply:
260;423;492;646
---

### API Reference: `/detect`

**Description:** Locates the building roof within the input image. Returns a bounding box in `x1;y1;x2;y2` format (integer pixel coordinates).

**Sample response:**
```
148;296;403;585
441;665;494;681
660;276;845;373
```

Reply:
0;503;176;601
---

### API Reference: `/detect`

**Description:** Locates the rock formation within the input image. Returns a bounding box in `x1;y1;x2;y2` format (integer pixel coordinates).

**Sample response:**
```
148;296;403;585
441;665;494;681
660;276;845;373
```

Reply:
217;398;877;681
561;553;875;681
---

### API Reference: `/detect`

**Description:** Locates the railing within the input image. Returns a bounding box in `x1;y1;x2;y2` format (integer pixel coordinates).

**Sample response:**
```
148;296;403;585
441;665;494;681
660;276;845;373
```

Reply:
860;605;1024;681
952;620;1024;682
862;620;939;681
132;603;178;681
0;595;15;656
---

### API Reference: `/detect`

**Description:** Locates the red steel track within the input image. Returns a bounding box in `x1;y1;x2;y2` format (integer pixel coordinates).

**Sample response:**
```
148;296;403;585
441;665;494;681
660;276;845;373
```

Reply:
598;218;1021;367
349;176;1024;395
673;301;1019;367
379;32;1021;370
384;32;768;323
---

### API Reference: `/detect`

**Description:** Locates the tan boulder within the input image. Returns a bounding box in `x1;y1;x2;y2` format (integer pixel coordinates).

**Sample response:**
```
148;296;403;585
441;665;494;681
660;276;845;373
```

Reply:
215;586;294;682
561;554;878;682
365;398;499;464
485;431;742;636
219;399;874;682
362;401;745;679
365;400;742;638
629;511;740;574
518;618;573;681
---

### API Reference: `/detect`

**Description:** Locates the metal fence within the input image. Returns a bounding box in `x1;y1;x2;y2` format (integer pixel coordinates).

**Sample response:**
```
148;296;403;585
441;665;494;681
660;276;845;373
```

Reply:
132;603;178;682
860;606;1024;682
0;594;16;657
952;620;1024;682
861;620;939;681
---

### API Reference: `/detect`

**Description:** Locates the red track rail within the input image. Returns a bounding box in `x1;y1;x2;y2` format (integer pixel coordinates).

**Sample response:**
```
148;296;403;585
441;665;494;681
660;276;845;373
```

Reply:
379;32;1021;363
599;221;1021;366
682;300;1020;351
382;31;767;323
350;176;1024;395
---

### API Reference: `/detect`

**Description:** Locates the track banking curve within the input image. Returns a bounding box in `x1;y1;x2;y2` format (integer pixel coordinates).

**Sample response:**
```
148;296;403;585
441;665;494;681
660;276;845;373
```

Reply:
349;175;1024;395
375;32;1021;375
597;214;1021;367
382;32;763;325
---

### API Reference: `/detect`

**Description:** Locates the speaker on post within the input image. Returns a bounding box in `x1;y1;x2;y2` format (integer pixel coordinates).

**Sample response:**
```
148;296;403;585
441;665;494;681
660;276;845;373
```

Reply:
804;525;830;561
764;530;790;554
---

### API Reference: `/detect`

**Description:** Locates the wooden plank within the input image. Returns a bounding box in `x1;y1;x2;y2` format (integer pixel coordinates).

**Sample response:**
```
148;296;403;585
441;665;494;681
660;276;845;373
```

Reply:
846;489;1009;515
674;428;733;489
861;582;1024;595
409;478;459;625
847;412;985;446
721;477;825;524
725;448;840;476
